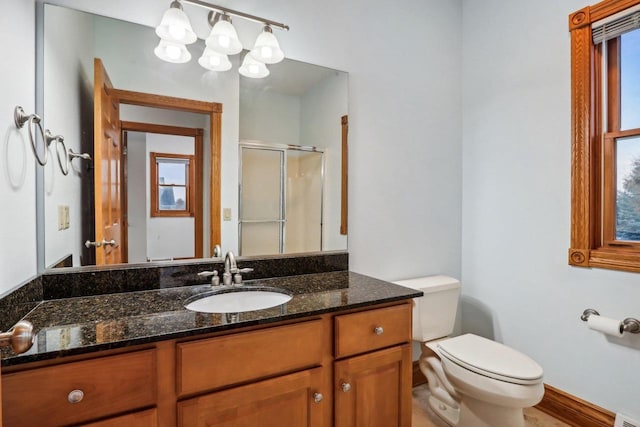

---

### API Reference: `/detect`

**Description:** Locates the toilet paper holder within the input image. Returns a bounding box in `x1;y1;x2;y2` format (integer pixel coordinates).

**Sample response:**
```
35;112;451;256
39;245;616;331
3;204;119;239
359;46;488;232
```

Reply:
580;309;640;334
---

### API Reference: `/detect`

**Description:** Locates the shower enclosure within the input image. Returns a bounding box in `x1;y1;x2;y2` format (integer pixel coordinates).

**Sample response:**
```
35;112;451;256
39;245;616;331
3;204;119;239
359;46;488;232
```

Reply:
239;141;324;256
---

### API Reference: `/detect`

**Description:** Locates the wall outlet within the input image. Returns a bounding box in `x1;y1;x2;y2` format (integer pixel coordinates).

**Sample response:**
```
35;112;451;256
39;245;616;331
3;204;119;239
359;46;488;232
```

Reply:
223;208;232;221
615;413;639;427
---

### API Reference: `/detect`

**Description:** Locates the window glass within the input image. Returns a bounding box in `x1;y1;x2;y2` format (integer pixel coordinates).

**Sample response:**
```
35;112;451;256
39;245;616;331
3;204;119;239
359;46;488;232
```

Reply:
159;186;187;210
158;161;187;185
620;28;640;130
616;135;640;240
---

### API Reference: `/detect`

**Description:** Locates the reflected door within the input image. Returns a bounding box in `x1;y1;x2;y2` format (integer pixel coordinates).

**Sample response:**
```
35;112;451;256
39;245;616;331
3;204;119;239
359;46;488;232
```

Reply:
94;58;123;265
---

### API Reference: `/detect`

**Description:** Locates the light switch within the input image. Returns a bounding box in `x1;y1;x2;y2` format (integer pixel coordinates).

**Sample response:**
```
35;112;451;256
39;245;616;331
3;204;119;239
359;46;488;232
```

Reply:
223;208;232;221
63;205;70;229
58;206;64;230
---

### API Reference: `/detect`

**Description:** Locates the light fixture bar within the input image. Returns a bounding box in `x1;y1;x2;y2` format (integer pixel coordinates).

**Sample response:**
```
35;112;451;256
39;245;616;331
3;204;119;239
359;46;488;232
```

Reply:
180;0;290;31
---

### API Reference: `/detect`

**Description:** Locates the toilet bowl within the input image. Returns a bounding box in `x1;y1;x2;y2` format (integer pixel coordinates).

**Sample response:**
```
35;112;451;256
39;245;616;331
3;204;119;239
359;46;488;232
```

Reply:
394;276;544;427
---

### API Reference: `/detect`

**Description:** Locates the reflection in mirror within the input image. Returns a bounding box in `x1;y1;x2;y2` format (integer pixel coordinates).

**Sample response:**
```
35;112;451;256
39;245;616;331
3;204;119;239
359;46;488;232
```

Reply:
41;4;348;270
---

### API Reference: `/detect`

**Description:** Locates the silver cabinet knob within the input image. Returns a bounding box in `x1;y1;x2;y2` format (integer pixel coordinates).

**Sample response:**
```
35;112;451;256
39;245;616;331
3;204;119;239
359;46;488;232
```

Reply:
341;383;351;393
313;392;323;403
374;326;384;335
68;389;84;404
0;320;34;354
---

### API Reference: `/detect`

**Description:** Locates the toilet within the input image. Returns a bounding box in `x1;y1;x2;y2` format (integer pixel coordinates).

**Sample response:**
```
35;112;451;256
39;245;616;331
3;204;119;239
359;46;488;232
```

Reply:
394;276;544;427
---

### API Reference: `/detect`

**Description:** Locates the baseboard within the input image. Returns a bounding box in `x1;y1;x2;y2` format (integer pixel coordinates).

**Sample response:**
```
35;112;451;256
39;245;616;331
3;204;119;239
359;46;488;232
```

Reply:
413;364;614;427
412;360;426;388
534;384;615;427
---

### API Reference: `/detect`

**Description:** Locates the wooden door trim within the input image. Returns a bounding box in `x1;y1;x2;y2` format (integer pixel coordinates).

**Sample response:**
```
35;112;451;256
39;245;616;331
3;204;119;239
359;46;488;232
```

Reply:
122;121;204;259
340;115;348;236
112;87;221;256
113;89;222;114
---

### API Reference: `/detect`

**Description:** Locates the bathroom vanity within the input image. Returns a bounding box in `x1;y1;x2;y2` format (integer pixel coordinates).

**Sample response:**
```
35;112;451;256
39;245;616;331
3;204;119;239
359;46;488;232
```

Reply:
0;271;420;427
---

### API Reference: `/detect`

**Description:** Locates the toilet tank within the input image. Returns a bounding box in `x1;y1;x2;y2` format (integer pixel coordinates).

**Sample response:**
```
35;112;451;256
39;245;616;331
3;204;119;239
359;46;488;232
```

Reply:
393;276;461;342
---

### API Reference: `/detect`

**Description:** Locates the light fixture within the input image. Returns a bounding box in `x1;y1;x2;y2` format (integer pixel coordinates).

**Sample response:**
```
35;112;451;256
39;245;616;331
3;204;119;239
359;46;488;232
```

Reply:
239;53;270;79
250;26;284;64
156;1;197;44
206;14;243;55
198;47;232;71
154;39;192;63
154;0;289;76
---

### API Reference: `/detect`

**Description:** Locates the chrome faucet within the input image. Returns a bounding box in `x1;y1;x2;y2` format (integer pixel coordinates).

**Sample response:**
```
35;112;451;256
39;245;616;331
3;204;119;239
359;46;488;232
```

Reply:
223;251;238;286
223;251;253;286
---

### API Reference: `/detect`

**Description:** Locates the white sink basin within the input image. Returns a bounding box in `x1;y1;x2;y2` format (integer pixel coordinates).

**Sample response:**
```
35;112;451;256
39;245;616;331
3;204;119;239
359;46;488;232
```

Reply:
184;286;292;313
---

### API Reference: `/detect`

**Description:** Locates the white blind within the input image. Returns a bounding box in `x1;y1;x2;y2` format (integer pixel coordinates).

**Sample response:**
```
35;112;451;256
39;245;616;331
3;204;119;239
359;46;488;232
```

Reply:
592;10;640;44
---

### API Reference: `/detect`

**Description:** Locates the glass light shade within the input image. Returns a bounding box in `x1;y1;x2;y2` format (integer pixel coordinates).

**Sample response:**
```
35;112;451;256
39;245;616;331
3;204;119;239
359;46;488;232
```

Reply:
198;47;232;71
239;54;269;78
205;18;243;55
249;28;284;64
154;40;191;63
156;7;197;44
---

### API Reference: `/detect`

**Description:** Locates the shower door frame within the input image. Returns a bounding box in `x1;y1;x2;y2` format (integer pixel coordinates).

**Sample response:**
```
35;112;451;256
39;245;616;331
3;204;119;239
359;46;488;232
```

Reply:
238;140;325;256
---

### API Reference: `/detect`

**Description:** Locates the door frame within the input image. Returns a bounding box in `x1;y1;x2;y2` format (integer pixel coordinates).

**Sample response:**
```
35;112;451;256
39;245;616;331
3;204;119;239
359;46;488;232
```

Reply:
122;121;205;258
114;89;222;255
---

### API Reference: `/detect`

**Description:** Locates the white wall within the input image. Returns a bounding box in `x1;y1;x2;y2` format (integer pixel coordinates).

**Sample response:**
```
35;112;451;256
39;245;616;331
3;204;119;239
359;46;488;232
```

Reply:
126;132;147;263
43;5;94;268
462;0;640;418
300;73;348;251
240;90;301;145
0;0;36;295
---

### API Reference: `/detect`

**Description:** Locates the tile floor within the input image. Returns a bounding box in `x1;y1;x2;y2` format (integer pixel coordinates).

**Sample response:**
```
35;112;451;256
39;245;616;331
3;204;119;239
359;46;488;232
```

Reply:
412;385;571;427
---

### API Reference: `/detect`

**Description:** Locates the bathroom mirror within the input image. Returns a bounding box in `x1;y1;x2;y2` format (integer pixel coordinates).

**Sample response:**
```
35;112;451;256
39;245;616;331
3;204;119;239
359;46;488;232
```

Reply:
40;4;348;270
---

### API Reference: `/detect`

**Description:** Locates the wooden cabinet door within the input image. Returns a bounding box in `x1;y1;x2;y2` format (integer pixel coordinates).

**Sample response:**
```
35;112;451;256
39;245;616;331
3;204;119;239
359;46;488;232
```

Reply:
177;367;324;427
334;345;412;427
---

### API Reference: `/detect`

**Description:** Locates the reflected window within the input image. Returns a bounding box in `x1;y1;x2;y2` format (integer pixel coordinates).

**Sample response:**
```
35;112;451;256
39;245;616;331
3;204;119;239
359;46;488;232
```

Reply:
150;152;195;217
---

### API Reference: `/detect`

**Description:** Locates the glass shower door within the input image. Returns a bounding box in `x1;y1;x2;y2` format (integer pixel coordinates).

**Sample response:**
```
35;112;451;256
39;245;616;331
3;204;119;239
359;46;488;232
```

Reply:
239;147;284;256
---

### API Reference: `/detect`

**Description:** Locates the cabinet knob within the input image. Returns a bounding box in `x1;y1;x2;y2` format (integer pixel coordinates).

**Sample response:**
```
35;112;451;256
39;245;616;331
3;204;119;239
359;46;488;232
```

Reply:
374;326;384;335
341;382;351;392
68;389;84;404
313;392;323;403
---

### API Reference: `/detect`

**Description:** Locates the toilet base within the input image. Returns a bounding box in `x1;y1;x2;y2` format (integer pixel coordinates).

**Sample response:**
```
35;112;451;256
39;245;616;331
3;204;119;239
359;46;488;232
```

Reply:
428;394;459;426
457;395;526;427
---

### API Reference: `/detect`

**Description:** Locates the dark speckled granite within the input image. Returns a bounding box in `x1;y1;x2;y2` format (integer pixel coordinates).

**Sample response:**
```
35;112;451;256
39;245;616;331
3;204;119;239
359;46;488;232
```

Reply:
0;276;43;332
42;252;348;299
1;271;421;367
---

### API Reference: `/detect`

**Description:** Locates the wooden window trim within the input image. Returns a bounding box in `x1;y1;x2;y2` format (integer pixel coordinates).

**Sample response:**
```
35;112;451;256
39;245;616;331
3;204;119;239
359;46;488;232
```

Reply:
569;0;640;272
150;152;196;218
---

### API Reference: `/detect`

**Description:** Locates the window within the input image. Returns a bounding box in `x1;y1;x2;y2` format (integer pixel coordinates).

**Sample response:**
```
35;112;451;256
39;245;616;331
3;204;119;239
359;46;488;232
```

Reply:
569;0;640;272
150;152;195;217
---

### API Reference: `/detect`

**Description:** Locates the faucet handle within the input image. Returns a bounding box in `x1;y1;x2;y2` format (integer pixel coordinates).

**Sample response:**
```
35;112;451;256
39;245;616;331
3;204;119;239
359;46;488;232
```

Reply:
232;268;254;285
198;270;220;286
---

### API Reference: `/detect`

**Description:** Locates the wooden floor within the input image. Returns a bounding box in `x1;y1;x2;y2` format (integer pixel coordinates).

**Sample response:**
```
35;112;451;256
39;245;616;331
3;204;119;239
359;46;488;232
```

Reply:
412;385;571;427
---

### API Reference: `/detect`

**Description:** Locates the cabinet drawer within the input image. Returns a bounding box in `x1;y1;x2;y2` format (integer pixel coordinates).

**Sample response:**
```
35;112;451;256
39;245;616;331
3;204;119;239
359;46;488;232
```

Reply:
177;319;324;396
2;350;157;427
334;304;411;358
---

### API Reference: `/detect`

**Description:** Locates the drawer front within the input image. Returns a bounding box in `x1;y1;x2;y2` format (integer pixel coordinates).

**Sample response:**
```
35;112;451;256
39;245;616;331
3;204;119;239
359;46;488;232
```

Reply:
177;319;323;396
81;408;158;427
2;350;156;427
334;304;412;358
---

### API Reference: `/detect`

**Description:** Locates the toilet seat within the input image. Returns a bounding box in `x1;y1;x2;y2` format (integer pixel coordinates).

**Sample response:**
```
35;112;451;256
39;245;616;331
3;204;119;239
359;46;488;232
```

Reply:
437;334;543;385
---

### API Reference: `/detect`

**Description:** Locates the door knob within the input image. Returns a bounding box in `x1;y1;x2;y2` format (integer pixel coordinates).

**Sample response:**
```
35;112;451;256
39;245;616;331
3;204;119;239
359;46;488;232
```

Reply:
85;240;102;248
101;239;116;246
0;321;34;354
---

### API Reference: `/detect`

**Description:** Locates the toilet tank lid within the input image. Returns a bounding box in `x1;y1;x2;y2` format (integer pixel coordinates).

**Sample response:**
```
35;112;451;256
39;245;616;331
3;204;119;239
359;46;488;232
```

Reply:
394;276;460;294
438;334;543;383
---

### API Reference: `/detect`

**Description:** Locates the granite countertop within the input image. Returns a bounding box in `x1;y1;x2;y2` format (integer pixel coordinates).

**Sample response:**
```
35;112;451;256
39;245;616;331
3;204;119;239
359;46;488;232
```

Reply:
1;271;421;367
